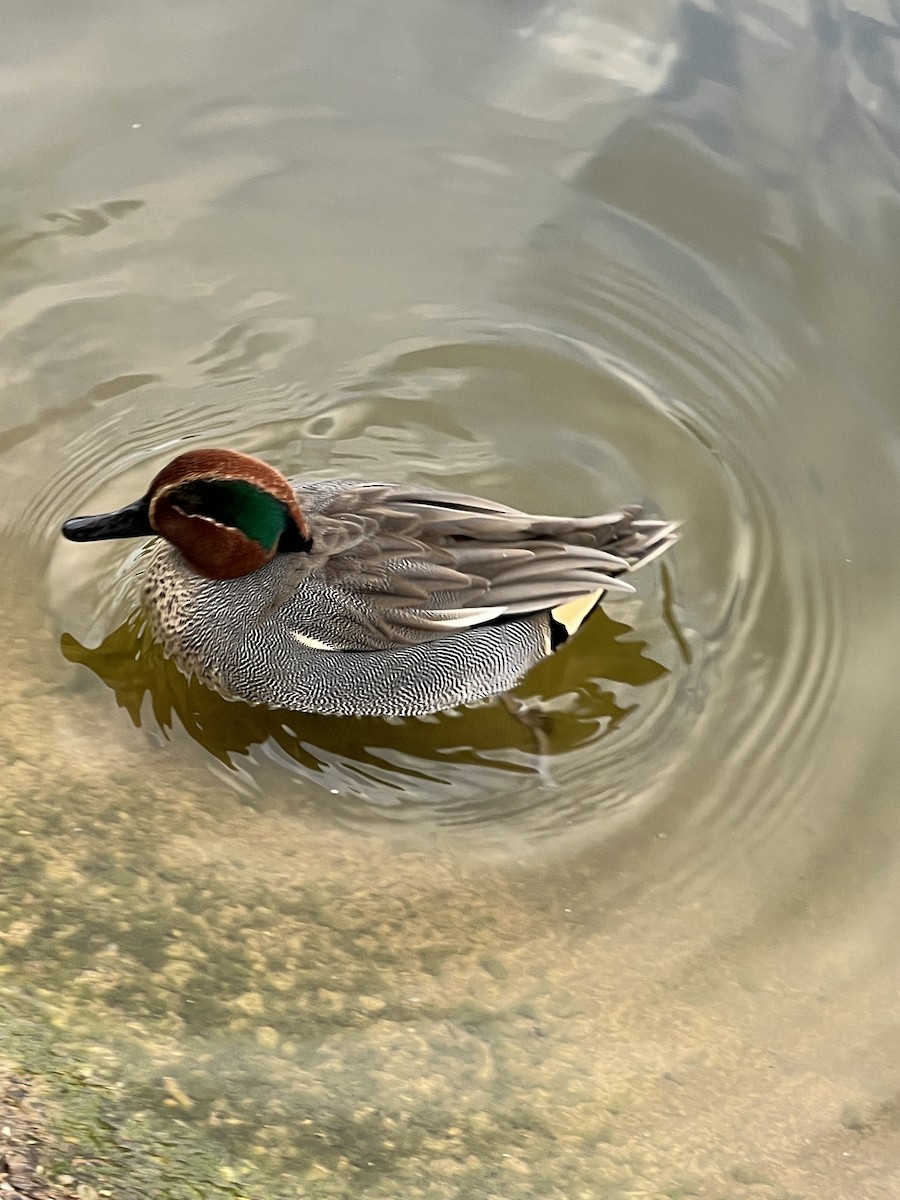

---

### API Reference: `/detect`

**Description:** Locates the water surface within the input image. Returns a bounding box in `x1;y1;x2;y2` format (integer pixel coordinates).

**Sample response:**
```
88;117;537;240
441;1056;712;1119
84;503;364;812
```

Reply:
2;1;900;1197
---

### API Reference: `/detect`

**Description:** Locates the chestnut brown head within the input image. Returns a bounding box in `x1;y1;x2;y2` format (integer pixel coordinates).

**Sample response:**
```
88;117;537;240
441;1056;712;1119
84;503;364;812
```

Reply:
62;448;311;579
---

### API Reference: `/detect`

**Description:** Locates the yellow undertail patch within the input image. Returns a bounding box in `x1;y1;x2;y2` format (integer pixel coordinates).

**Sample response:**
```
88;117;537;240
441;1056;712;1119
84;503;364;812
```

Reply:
550;589;604;640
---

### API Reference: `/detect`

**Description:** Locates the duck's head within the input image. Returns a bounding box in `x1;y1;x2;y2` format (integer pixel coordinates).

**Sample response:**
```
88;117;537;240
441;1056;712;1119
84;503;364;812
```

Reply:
61;448;312;579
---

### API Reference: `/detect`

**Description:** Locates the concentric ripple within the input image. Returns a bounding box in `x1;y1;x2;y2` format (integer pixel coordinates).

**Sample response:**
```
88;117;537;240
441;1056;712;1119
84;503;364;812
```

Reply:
499;211;849;873
35;219;848;873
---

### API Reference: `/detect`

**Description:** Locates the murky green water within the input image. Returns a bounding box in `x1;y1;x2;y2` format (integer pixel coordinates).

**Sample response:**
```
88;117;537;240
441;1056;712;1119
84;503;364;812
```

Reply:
2;1;900;1196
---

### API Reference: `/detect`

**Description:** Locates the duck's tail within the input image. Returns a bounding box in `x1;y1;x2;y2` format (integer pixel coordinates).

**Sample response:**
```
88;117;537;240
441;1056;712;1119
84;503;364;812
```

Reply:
613;506;681;573
548;508;679;645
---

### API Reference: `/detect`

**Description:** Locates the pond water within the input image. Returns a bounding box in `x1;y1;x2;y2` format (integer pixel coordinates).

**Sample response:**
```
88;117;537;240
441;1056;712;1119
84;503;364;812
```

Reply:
2;1;900;1196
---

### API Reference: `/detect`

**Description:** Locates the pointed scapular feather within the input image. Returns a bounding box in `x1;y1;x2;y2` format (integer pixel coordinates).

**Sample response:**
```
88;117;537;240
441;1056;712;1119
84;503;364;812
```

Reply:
272;481;674;648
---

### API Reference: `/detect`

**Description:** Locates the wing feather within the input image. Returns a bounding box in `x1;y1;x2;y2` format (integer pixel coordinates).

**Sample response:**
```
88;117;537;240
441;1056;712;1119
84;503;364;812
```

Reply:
287;481;673;649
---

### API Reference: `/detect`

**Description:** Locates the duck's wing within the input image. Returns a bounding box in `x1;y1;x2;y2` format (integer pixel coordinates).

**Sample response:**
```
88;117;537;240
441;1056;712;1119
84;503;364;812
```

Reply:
290;482;677;649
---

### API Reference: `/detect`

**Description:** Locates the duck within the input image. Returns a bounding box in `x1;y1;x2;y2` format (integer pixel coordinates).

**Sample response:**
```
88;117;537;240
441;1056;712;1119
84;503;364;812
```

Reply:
61;448;678;717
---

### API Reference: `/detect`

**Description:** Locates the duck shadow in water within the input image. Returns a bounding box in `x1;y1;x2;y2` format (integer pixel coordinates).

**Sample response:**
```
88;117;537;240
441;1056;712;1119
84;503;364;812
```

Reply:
60;609;669;818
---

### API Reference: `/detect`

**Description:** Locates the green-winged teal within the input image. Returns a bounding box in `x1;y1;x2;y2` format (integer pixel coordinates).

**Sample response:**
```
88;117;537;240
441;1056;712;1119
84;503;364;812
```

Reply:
61;448;678;715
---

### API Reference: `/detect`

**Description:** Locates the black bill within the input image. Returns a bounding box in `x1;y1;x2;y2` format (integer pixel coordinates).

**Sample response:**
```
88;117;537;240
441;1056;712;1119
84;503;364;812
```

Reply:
61;498;154;542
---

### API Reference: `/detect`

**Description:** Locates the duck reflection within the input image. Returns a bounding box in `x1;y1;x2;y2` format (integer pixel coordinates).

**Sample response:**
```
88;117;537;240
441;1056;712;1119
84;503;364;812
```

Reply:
61;608;668;821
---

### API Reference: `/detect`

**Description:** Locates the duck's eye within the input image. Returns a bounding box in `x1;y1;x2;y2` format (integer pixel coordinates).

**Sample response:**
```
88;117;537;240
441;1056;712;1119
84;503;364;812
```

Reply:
171;482;214;519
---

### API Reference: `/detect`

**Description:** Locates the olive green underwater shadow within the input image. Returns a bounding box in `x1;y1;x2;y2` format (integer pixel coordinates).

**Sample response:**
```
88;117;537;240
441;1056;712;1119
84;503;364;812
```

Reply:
60;605;670;808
